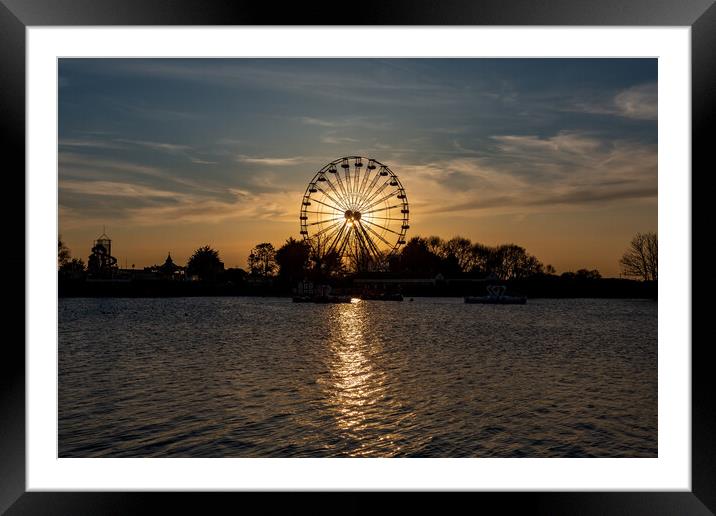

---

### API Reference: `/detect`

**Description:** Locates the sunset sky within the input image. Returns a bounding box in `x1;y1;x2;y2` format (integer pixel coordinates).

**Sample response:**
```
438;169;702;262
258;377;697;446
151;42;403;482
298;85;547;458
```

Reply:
58;58;657;276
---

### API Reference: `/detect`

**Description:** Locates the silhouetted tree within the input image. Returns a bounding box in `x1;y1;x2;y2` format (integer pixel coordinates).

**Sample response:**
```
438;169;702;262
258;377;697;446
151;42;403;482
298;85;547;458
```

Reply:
443;236;475;272
391;237;442;274
438;253;463;276
58;237;71;268
425;235;446;258
59;257;86;281
620;232;657;281
490;244;544;280
575;268;601;280
470;243;493;273
311;249;345;281
60;257;85;272
275;238;310;284
305;234;346;280
545;264;557;275
187;245;224;282
224;267;248;286
248;242;277;277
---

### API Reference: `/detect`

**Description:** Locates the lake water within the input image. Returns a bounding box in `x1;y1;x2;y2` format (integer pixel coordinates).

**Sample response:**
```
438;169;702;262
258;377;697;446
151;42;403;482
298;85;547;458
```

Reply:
59;297;657;457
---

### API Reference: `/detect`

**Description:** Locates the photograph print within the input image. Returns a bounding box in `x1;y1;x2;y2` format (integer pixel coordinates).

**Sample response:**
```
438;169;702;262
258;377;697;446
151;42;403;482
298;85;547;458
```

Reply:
58;58;658;458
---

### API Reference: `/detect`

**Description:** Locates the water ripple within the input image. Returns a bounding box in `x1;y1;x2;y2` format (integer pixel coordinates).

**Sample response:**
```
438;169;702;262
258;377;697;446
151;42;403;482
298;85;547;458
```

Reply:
59;297;657;457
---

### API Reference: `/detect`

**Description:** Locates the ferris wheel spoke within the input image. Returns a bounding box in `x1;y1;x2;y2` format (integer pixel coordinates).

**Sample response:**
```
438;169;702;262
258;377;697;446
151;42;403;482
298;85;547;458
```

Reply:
359;171;383;209
313;219;344;238
316;186;348;211
323;221;346;250
361;221;394;248
349;167;360;208
331;170;351;208
350;227;366;258
361;217;403;236
307;215;344;226
310;197;345;213
343;167;353;208
356;221;384;261
353;224;373;255
364;168;383;194
353;166;361;201
321;176;349;208
350;167;360;208
367;216;404;221
362;203;403;216
302;210;343;216
358;178;393;211
331;176;354;210
355;170;372;205
336;225;353;256
360;176;389;208
326;221;348;253
313;222;343;241
344;167;353;205
356;232;378;266
361;189;400;213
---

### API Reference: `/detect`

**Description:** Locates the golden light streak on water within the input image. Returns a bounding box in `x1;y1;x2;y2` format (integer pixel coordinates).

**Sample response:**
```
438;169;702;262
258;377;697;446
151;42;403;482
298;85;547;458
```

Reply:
320;301;404;456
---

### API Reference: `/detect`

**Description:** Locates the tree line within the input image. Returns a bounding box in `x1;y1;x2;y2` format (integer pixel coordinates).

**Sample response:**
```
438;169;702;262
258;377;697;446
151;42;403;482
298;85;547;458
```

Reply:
59;231;658;283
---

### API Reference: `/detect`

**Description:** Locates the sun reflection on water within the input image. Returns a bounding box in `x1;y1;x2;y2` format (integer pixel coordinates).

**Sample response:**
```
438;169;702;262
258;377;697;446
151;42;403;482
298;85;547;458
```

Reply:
320;301;409;456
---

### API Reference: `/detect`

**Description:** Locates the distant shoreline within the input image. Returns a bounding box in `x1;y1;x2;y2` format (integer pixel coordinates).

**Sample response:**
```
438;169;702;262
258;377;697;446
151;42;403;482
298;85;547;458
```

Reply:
59;277;657;300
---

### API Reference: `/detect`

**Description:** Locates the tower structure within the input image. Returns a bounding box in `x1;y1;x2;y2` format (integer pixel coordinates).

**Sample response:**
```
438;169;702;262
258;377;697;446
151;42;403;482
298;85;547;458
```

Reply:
88;228;118;276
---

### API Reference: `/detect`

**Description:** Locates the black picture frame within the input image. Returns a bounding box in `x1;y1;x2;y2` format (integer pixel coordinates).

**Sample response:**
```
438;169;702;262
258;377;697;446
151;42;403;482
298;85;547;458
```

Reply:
1;1;708;513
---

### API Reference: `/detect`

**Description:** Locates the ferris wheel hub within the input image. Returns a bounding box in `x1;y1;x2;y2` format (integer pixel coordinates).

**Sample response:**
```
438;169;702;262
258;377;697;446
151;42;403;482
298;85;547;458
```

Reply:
344;210;361;221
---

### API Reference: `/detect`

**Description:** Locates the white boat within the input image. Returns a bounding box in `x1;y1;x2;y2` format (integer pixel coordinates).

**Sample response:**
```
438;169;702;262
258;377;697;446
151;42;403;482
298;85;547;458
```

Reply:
465;285;527;305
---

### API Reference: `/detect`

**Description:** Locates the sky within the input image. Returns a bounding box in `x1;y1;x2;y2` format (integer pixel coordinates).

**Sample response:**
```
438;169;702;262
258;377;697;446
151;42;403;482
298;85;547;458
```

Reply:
58;58;657;276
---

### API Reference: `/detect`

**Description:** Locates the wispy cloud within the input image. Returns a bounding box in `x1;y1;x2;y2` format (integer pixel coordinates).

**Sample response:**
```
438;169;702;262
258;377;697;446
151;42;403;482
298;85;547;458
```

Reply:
114;139;192;153
300;117;338;127
614;83;657;120
320;135;360;145
236;155;306;166
392;131;656;220
59;152;222;195
569;82;657;121
60;180;181;199
59;139;126;150
97;60;465;108
59;178;299;230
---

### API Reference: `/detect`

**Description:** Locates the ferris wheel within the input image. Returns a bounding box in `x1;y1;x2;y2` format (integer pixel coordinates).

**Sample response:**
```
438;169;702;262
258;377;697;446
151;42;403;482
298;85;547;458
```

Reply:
300;156;409;270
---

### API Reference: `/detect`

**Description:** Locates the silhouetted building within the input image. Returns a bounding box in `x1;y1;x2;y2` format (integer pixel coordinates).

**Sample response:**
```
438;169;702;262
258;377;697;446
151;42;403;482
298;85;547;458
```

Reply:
143;252;186;280
95;231;112;257
87;230;118;277
158;252;185;280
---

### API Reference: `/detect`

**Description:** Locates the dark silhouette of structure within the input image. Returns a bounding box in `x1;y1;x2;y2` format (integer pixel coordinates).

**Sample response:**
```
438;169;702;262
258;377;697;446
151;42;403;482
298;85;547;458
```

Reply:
58;230;656;299
146;252;186;280
87;231;118;277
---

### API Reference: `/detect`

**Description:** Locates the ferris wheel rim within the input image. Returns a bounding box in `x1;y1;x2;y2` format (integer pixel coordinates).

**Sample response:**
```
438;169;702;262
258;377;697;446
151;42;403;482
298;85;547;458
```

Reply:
299;155;410;269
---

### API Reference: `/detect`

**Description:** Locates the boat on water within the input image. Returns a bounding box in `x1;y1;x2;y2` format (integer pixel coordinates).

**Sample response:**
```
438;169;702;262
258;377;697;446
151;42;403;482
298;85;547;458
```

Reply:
292;295;352;304
292;283;352;304
465;285;527;305
359;292;403;301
